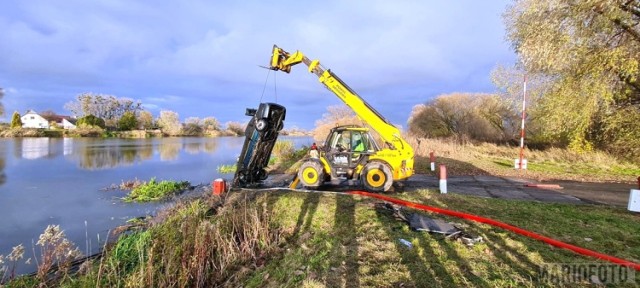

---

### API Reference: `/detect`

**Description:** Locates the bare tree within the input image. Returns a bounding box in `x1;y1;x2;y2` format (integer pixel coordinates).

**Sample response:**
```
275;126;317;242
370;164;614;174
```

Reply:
157;110;182;136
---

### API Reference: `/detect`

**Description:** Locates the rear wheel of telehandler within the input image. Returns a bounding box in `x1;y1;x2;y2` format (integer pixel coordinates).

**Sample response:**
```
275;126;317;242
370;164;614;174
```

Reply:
362;161;393;192
298;161;324;188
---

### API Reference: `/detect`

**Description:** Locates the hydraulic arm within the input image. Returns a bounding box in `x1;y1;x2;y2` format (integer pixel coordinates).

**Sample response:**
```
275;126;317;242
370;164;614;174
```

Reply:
269;45;414;190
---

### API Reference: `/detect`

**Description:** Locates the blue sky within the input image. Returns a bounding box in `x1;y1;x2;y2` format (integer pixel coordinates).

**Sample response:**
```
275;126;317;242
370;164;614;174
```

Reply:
0;0;516;130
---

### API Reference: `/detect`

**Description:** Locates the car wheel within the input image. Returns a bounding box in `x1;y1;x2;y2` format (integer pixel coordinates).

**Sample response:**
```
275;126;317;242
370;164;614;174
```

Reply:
362;161;393;192
256;119;268;132
298;161;324;188
235;169;248;187
258;168;268;180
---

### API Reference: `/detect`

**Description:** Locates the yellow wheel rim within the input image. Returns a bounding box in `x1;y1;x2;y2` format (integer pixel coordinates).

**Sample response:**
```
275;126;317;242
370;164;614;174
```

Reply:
366;169;385;187
302;167;318;184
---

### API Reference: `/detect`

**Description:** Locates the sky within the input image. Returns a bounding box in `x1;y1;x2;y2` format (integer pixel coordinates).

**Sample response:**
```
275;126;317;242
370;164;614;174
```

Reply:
0;0;516;130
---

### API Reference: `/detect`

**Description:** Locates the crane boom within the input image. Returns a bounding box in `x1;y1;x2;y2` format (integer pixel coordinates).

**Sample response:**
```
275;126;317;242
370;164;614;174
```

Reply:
270;45;411;152
269;45;414;183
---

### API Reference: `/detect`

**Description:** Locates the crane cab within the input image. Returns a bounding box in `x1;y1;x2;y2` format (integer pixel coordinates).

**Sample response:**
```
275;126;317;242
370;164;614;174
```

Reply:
297;125;397;192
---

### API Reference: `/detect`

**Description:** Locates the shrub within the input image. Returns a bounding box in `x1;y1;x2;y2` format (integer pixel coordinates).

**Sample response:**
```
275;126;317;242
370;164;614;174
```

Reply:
77;115;106;128
118;111;138;131
10;111;22;129
124;178;190;202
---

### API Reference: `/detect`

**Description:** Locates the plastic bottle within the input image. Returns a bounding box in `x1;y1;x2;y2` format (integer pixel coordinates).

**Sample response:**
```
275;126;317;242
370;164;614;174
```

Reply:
399;238;413;248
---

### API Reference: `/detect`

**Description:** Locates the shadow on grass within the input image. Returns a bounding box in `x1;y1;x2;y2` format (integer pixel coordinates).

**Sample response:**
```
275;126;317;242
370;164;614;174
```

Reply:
292;192;321;237
326;195;360;287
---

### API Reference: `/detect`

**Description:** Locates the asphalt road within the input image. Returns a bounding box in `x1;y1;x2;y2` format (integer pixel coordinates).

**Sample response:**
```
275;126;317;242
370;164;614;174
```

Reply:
266;173;638;208
405;174;637;208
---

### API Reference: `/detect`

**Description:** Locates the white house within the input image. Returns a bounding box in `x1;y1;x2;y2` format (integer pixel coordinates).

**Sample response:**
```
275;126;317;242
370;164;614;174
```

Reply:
21;110;77;129
21;110;49;129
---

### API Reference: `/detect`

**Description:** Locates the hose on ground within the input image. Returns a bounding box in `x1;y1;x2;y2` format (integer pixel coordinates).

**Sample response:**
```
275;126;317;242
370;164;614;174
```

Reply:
347;190;640;271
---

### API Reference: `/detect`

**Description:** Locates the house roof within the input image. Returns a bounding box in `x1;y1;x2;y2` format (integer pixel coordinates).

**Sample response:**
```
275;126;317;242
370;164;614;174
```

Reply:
41;114;76;124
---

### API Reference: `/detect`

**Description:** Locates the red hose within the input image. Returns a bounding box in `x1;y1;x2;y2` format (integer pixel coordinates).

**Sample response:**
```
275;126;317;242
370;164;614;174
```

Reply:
347;190;640;271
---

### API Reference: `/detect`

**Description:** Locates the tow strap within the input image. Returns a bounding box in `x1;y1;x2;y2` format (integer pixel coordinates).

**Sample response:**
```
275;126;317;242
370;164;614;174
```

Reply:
347;190;640;271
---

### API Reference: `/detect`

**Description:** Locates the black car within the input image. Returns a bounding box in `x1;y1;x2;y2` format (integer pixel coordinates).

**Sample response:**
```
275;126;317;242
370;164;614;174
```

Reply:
232;102;286;187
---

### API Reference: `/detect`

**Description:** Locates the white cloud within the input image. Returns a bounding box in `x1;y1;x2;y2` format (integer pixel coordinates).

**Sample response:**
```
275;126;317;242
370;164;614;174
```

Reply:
0;0;516;128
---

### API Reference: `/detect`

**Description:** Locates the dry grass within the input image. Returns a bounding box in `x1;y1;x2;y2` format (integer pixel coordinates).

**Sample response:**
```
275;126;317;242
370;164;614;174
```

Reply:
407;136;640;183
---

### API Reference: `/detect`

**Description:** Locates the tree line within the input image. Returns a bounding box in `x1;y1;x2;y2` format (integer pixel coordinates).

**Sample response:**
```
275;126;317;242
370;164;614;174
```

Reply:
407;0;640;161
7;92;249;137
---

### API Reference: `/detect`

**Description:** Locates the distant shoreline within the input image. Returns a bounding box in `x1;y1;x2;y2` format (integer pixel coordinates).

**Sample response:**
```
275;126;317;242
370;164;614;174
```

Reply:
0;128;311;138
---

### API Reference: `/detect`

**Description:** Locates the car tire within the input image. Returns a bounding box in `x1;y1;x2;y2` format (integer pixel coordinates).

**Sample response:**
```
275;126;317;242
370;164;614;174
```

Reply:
256;119;268;132
258;168;268;180
298;161;324;188
362;161;393;192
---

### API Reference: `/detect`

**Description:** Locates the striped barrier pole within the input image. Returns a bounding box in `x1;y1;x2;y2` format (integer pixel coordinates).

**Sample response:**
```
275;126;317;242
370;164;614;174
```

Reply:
430;151;435;171
439;164;447;194
517;75;527;170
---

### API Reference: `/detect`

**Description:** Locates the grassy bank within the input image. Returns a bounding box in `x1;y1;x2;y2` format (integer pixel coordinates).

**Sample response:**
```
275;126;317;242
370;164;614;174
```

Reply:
407;137;640;183
5;189;638;287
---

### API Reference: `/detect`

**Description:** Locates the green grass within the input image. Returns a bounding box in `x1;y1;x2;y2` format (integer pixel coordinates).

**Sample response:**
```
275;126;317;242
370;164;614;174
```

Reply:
7;189;640;287
123;178;190;202
216;163;237;174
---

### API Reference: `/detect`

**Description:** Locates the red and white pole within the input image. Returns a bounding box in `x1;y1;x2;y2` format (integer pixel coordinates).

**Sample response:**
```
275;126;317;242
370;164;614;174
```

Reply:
439;164;447;194
430;151;435;171
517;75;527;170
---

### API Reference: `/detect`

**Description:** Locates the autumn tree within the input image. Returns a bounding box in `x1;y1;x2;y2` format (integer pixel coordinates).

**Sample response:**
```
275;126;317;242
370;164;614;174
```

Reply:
202;117;220;132
157;110;181;136
313;105;361;141
137;110;154;130
0;88;5;117
64;93;141;128
77;115;106;128
504;0;640;156
10;111;22;129
183;117;203;136
408;93;513;143
118;111;138;131
225;122;245;136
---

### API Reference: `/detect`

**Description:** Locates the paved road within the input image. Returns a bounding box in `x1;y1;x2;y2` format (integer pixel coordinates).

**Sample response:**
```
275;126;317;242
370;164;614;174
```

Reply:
404;174;636;207
266;174;637;207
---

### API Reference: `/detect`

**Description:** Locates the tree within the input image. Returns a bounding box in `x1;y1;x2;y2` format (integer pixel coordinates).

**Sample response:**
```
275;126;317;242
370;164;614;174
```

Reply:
64;93;141;128
10;111;22;129
0;88;5;117
313;105;361;141
183;117;203;136
137;110;154;130
118;111;138;131
77;115;106;128
225;122;245;136
157;110;181;136
504;0;640;152
407;93;512;143
40;110;57;116
202;117;220;132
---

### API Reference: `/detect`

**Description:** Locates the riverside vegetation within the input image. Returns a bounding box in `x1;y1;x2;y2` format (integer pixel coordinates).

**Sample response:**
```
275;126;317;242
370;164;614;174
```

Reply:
2;139;639;287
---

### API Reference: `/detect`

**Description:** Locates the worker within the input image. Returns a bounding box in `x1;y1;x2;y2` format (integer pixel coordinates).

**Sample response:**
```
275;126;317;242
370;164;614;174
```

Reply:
338;131;351;151
352;133;365;152
309;143;319;158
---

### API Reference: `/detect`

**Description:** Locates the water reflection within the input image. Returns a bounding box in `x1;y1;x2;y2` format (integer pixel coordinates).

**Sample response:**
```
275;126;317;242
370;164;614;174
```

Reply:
72;143;154;170
5;136;312;171
159;139;181;161
16;138;53;159
0;150;5;187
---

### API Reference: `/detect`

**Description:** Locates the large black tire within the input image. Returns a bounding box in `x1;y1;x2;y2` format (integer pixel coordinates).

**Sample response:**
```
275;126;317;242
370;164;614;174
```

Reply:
298;161;324;188
361;161;393;192
257;168;268;180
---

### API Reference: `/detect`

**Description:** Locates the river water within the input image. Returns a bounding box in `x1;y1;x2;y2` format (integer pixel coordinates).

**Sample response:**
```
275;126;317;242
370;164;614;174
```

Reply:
0;136;312;275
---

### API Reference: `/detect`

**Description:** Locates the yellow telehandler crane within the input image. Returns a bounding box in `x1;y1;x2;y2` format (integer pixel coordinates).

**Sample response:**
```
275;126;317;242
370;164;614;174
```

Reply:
270;45;414;192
